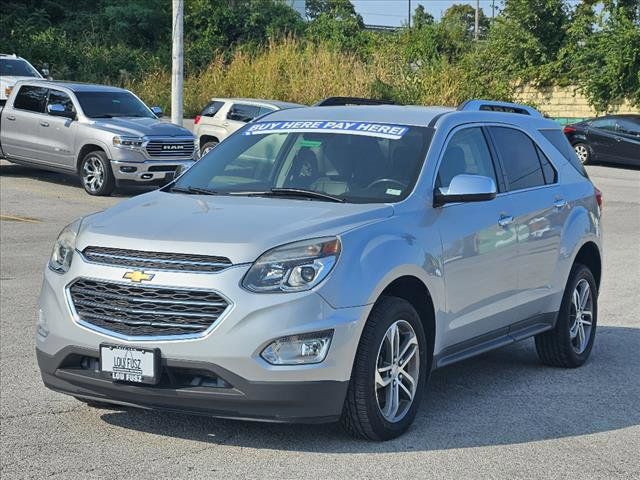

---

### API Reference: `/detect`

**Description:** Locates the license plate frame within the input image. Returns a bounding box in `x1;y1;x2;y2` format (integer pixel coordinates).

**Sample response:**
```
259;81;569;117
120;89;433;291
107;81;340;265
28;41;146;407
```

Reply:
100;344;160;385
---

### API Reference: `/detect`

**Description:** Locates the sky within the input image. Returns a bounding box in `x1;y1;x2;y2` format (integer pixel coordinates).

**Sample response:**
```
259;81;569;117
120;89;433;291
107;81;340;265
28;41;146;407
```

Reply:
347;0;585;27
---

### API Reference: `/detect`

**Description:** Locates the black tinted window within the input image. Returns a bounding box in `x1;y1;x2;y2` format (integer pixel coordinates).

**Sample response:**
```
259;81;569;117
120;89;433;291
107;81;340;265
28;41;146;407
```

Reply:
227;104;260;122
47;89;75;114
258;106;276;116
490;127;545;191
13;85;47;113
540;129;588;178
200;100;224;117
436;127;497;191
536;146;557;184
591;118;616;131
617;118;640;137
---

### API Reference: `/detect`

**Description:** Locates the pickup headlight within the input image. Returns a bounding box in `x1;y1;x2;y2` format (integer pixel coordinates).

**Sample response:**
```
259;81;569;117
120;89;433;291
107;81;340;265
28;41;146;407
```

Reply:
112;135;144;148
48;218;81;274
242;237;341;293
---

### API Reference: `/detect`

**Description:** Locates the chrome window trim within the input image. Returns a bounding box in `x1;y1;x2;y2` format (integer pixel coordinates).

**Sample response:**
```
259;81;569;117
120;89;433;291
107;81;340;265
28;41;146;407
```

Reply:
65;277;234;342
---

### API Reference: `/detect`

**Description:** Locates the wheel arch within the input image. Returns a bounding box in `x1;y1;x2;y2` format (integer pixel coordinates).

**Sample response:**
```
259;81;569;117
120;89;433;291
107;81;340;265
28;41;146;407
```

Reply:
76;143;107;172
573;241;602;290
199;134;220;149
378;275;436;370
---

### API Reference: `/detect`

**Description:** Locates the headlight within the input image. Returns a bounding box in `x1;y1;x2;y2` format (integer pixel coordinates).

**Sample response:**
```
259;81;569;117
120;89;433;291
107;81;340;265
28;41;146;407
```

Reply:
112;135;144;148
261;330;334;365
242;237;341;293
48;219;81;273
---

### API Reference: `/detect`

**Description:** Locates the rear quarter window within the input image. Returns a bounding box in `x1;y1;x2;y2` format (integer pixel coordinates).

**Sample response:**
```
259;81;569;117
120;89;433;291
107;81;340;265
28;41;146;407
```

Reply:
200;100;224;117
539;129;588;178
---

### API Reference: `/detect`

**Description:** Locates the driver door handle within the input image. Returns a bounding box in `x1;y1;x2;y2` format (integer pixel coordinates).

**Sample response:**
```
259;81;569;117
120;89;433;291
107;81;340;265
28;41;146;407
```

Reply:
40;121;50;127
6;115;15;121
498;215;514;227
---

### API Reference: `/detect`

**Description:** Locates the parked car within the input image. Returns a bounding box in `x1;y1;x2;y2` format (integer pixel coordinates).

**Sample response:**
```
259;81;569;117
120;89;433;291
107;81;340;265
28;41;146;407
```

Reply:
37;99;602;440
563;114;640;167
193;97;303;155
0;80;196;195
0;54;46;105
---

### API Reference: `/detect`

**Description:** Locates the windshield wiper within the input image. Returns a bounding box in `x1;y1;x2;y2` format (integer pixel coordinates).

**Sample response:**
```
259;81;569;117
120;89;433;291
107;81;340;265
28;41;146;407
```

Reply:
170;186;222;196
268;188;345;203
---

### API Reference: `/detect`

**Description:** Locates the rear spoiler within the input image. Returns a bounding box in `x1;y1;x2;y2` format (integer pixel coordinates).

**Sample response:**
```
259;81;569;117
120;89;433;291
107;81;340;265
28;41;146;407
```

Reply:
314;97;396;107
458;99;543;118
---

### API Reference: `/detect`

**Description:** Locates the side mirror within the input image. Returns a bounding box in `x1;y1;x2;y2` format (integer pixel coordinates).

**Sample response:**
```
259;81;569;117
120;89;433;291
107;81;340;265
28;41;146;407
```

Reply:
150;106;163;117
47;104;76;120
434;174;497;207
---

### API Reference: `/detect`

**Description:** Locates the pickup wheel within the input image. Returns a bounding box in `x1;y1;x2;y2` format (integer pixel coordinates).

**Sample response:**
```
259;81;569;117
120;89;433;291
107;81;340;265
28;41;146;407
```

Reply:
535;263;598;368
340;296;427;440
80;150;115;196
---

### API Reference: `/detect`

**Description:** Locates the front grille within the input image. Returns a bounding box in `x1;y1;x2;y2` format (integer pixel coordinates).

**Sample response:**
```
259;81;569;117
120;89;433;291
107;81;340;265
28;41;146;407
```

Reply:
69;279;229;338
82;246;232;273
146;139;195;158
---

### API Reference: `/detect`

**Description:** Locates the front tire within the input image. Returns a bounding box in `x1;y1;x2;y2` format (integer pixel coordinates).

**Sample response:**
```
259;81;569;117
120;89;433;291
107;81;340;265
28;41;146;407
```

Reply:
340;296;428;440
200;141;219;156
573;143;591;165
80;150;115;196
535;263;598;368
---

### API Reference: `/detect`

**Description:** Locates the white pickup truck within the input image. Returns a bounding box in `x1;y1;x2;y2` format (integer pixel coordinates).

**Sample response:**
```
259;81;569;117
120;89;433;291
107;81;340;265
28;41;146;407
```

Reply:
0;80;196;195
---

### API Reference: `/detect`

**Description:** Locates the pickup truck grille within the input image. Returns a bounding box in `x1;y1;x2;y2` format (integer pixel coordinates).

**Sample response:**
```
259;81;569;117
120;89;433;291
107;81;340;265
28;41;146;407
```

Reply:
69;279;229;338
82;246;232;273
146;139;195;158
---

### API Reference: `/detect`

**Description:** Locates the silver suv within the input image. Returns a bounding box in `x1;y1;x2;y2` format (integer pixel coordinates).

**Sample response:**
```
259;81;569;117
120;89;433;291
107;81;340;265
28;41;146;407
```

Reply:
36;100;603;440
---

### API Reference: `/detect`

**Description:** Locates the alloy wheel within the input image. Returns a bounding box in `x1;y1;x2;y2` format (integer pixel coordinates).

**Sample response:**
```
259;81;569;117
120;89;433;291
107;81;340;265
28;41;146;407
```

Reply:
375;320;420;423
574;144;589;164
569;278;593;354
82;156;105;193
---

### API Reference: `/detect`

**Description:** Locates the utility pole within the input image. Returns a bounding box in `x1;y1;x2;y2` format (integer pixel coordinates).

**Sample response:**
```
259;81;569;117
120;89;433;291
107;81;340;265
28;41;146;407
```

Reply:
474;0;480;40
492;0;495;19
171;0;184;126
408;0;411;28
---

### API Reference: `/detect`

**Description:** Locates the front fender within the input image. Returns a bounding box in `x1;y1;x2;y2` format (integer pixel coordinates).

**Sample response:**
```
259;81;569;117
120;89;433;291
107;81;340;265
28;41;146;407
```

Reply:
316;211;444;314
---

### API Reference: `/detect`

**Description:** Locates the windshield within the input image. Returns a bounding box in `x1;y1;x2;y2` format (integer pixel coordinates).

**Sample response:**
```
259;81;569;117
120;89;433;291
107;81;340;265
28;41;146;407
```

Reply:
173;121;432;203
75;91;154;119
0;59;40;77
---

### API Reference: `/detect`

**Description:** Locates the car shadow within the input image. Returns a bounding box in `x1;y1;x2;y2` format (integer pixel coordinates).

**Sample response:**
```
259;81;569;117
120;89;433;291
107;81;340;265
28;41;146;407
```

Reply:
0;161;152;197
99;325;639;453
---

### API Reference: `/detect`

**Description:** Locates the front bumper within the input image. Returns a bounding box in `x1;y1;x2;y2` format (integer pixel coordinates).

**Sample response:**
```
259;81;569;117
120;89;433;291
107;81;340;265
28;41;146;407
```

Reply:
37;347;348;423
37;257;369;422
111;159;195;184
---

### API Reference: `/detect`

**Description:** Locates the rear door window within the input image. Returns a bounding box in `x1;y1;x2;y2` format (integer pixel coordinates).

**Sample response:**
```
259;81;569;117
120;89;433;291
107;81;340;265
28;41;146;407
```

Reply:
227;104;260;123
489;127;546;191
13;85;48;113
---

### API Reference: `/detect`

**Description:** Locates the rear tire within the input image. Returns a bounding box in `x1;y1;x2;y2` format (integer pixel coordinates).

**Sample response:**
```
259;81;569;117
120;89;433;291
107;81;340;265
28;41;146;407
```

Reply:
535;263;598;368
340;296;428;441
80;150;115;196
200;141;219;156
573;143;591;165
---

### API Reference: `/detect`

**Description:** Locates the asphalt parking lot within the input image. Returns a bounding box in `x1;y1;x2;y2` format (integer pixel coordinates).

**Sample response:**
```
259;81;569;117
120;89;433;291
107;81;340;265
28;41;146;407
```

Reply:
1;159;639;479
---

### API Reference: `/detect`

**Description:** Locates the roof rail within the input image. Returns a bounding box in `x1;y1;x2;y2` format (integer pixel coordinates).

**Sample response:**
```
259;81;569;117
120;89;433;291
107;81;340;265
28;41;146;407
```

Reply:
314;96;396;107
458;99;543;117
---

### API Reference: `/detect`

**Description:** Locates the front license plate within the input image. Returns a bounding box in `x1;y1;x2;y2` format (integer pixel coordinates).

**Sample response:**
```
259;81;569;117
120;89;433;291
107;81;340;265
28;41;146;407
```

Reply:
100;344;158;384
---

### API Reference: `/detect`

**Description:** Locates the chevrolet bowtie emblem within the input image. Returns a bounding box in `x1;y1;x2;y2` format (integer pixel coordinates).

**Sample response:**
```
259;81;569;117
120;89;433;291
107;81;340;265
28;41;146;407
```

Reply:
123;270;155;283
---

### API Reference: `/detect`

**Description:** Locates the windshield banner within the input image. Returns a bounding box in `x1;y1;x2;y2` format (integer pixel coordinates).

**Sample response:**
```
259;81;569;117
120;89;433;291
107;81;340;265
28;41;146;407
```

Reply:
244;121;409;140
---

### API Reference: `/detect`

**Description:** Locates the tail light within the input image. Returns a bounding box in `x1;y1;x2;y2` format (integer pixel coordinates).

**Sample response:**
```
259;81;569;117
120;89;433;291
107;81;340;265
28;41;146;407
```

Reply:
563;126;576;134
194;115;201;125
594;186;603;210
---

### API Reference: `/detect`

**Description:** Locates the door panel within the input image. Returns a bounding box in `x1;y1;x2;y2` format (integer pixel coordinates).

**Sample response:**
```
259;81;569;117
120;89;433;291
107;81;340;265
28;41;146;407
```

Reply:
31;89;77;168
587;119;619;162
1;85;48;161
614;118;640;166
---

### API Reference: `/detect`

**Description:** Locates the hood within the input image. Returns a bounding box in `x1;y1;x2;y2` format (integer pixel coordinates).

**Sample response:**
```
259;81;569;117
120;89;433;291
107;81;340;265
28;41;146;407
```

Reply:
77;191;394;264
90;117;193;138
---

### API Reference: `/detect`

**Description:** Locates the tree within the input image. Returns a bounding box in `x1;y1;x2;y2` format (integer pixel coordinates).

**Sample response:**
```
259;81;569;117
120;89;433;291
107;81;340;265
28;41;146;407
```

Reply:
305;0;368;54
441;3;489;38
306;0;363;25
412;5;434;29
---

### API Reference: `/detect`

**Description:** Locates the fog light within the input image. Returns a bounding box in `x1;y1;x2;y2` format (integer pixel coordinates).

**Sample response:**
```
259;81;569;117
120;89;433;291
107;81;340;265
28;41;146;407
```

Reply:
261;330;333;365
120;166;137;173
141;173;153;180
